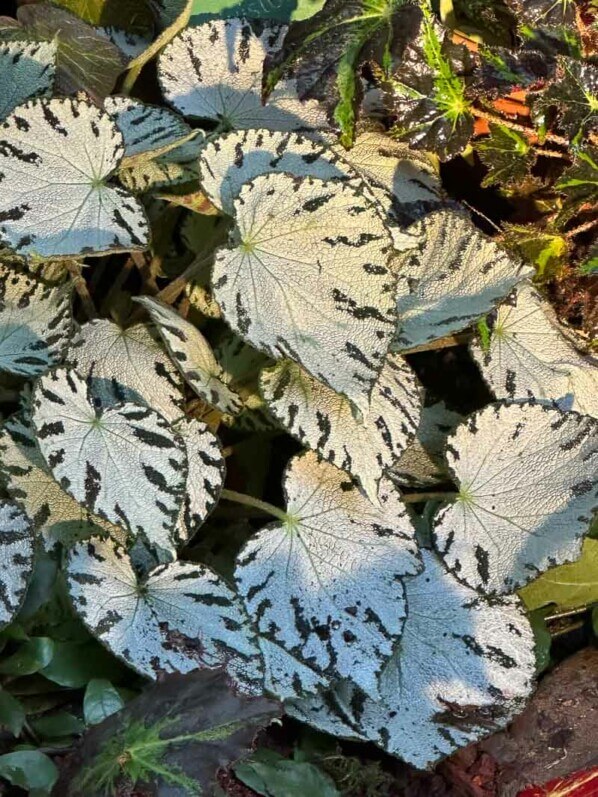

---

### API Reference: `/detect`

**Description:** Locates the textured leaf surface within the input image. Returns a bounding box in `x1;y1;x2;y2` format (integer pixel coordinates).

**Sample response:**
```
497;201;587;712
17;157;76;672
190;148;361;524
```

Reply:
433;402;598;594
0;98;149;257
261;354;421;503
70;319;185;422
135;297;243;416
159;19;328;131
508;0;577;29
0;265;72;377
259;637;327;700
471;283;598;418
32;369;187;555
290;550;535;769
236;450;420;695
0;412;121;553
520;538;598;611
391;210;531;350
477;124;535;189
198;129;351;215
68;536;264;691
0;40;56;120
0;501;34;628
104;96;195;159
534;58;598;138
214;172;397;411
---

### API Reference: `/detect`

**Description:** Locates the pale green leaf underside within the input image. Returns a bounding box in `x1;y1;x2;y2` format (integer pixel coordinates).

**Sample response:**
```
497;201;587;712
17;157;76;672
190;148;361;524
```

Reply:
67;535;264;693
261;354;421;503
213;172;397;412
236;450;420;696
433;402;598;594
0;98;149;258
0;265;72;377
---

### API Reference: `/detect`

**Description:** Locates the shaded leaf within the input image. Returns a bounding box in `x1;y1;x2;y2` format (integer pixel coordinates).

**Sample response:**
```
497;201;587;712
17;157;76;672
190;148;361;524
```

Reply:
51;0;154;31
476;46;554;95
391;210;531;351
213;172;396;413
555;146;598;204
0;98;149;258
0;690;25;736
0;750;57;796
236;450;420;696
0;40;56;121
520;537;598;611
32;368;187;556
235;749;340;797
31;711;85;738
533;57;598;139
433;402;598;594
84;679;125;725
260;354;421;503
67;535;264;691
193;0;326;22
0;264;72;377
41;639;127;688
0;501;34;629
477;124;535;188
0;637;54;676
507;0;577;29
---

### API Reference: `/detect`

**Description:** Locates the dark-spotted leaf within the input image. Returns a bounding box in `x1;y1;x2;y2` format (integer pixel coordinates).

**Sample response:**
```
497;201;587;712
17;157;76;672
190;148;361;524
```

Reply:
477;124;535;188
0;40;56;120
0;501;35;629
533;57;598;139
507;0;578;29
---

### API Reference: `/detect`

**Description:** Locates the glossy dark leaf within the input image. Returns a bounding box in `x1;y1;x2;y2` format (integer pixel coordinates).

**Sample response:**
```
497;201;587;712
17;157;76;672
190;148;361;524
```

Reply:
51;0;154;32
477;123;536;188
18;5;126;100
533;57;598;139
265;0;422;146
63;669;281;796
555;147;598;203
389;10;475;159
476;46;554;94
507;0;578;29
235;749;340;797
0;691;25;737
0;751;57;796
84;679;125;726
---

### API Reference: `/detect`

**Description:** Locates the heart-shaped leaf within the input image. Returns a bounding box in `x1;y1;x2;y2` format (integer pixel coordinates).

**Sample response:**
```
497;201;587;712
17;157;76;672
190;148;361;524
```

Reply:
391;210;532;351
235;450;420;695
159;18;328;131
0;98;149;257
289;550;536;769
213;172;397;412
261;354;421;503
67;535;264;692
32;368;187;555
0;265;72;377
433;402;598;594
0;40;56;120
0;501;34;628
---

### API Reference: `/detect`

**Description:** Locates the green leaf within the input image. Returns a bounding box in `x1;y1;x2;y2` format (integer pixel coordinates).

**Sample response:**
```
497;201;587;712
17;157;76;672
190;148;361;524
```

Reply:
18;5;126;99
31;711;85;739
555;146;598;204
527;608;552;675
477;123;535;188
235;749;340;797
504;223;569;279
533;57;598;139
0;751;58;796
84;679;126;726
0;691;25;736
192;0;326;22
0;638;55;676
41;640;127;689
51;0;154;31
265;0;421;146
519;538;598;612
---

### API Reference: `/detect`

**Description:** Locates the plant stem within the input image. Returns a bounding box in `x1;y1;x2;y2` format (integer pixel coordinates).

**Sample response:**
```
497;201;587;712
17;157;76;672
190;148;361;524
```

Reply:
401;491;457;504
64;260;96;319
565;217;598;239
401;332;472;355
220;489;289;523
472;107;570;148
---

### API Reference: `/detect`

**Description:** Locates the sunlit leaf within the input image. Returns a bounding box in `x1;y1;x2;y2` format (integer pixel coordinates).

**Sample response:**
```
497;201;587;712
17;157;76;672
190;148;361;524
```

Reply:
261;354;421;503
0;40;56;120
503;223;569;280
520;537;598;611
289;550;535;769
477;124;535;188
32;368;187;556
52;0;154;31
555;146;598;204
97;26;151;60
533;57;598;138
236;450;420;695
0;98;149;258
0;501;34;629
193;0;326;22
433;402;598;594
507;0;577;29
213;172;397;412
68;535;264;691
135;296;244;416
0;265;72;377
391;210;531;351
159;19;329;131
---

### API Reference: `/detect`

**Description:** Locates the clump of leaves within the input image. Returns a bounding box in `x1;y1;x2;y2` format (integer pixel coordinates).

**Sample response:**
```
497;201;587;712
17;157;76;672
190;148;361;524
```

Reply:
0;2;594;796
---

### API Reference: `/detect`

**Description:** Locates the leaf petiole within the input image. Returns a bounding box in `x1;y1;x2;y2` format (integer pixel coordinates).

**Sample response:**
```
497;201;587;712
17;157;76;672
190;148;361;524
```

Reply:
220;489;290;523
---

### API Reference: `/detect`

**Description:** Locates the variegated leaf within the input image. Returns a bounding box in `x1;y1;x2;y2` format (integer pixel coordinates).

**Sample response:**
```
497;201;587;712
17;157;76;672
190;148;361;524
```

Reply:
0;264;72;377
259;637;328;700
213;172;397;412
0;501;35;627
104;96;197;159
433;402;598;594
198;129;351;215
158;19;328;131
0;40;56;120
69;319;185;422
289;550;536;769
260;355;421;504
391;210;532;351
172;418;225;540
67;535;264;693
135;296;243;416
471;282;598;418
32;368;187;556
96;27;151;60
235;450;420;695
0;98;149;257
0;411;123;553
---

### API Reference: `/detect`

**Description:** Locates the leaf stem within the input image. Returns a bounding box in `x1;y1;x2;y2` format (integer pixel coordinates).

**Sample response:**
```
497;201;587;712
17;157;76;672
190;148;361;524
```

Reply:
64;260;97;319
472;107;570;147
565;217;598;239
401;332;472;355
401;491;457;504
220;489;289;523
